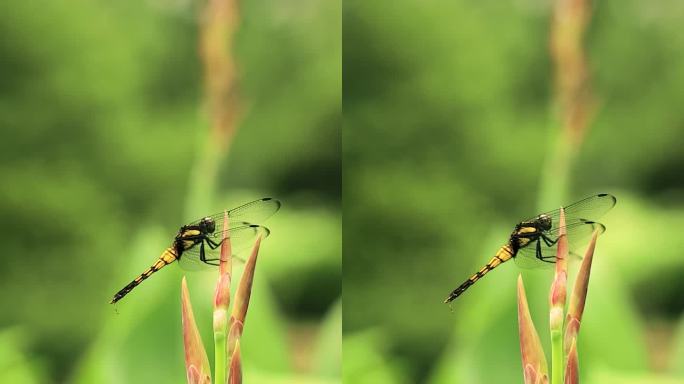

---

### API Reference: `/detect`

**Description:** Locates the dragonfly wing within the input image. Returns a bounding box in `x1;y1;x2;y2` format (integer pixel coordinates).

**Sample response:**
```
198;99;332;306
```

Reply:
545;220;606;248
514;251;583;269
177;250;245;271
525;194;616;230
514;253;555;269
177;253;215;271
207;224;271;252
177;224;270;271
187;198;281;227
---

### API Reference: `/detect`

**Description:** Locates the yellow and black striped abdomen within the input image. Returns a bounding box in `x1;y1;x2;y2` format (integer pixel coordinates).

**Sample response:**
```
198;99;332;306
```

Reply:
444;245;515;303
110;248;178;304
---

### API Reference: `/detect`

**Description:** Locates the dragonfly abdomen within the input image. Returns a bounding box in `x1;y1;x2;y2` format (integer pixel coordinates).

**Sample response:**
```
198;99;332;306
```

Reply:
110;248;178;304
443;245;514;304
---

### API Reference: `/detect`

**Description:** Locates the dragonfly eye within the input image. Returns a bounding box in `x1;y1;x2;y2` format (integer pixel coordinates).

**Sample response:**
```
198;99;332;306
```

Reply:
538;214;552;230
201;217;216;233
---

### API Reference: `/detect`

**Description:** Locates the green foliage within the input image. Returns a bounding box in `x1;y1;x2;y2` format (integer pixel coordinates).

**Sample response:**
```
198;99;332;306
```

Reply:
313;300;342;378
343;331;408;384
0;330;47;384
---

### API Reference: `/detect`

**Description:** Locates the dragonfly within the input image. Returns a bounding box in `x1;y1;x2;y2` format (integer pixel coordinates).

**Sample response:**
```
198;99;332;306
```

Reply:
444;193;616;304
110;197;281;304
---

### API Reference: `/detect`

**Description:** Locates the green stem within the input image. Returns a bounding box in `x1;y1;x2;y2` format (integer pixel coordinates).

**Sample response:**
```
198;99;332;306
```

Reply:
550;329;564;384
185;138;222;218
537;129;574;211
214;330;227;384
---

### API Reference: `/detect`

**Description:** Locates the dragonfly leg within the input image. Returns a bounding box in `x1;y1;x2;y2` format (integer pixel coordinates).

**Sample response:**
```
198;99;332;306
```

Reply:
535;238;543;260
206;237;224;249
533;239;554;263
541;234;557;247
199;241;207;262
532;239;555;263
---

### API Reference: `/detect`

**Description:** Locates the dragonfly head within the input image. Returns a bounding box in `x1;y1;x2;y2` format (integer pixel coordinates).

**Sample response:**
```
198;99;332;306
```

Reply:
537;214;552;231
199;217;216;234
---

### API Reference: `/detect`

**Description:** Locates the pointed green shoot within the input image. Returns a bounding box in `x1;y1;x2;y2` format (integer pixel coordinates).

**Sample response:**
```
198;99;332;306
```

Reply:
564;339;579;384
214;210;232;384
181;277;212;384
549;208;568;384
518;275;549;384
564;229;598;356
228;236;262;357
229;339;242;384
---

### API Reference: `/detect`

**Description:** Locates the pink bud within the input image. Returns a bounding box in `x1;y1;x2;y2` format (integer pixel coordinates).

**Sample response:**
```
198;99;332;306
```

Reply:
518;275;549;381
181;277;211;384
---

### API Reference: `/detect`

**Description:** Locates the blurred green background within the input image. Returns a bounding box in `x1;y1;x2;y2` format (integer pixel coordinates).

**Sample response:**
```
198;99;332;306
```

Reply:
343;1;684;383
0;0;340;383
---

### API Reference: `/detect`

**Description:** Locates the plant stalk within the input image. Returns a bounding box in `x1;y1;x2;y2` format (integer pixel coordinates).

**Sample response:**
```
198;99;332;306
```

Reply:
550;328;564;384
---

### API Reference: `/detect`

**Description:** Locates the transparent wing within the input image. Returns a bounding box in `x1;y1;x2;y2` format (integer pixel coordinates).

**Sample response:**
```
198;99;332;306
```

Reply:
177;224;270;271
524;194;616;229
187;198;281;227
514;251;584;269
543;219;606;242
178;253;248;271
177;252;215;271
513;254;556;269
514;220;604;269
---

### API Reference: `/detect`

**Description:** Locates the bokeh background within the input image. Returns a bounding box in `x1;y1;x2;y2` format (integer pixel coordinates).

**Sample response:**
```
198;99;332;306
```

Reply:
343;1;684;383
0;1;340;383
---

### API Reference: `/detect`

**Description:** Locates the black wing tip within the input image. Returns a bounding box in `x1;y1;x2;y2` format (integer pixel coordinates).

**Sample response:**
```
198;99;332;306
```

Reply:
260;197;282;213
579;219;607;233
261;225;272;237
597;193;617;203
262;196;281;204
248;224;271;237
